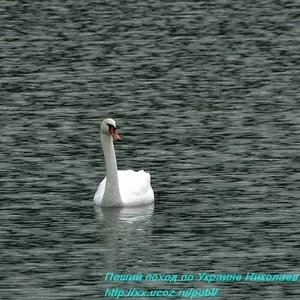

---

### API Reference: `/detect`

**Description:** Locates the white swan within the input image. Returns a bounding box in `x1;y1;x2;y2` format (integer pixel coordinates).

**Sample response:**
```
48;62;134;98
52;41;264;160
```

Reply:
94;118;154;207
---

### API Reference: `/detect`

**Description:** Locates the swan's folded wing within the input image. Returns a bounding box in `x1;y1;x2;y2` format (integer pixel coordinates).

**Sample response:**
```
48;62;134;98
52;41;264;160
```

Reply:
118;170;154;206
94;178;106;204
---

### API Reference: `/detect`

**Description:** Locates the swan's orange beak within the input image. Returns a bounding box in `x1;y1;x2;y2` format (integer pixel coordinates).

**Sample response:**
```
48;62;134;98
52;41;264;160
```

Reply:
109;127;121;141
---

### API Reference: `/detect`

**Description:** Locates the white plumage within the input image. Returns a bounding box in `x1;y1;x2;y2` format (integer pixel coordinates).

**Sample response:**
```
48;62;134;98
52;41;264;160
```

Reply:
94;170;154;206
94;118;154;207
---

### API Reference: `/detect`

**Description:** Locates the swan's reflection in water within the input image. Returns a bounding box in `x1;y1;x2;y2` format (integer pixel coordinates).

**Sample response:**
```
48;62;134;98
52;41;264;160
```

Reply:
95;204;154;270
95;204;154;226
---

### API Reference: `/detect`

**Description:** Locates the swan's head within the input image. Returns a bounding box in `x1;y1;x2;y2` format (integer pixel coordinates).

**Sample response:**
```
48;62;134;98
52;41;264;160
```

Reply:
101;118;120;141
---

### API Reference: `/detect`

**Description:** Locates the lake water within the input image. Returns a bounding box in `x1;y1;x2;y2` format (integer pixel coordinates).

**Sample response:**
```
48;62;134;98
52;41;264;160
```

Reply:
1;1;300;299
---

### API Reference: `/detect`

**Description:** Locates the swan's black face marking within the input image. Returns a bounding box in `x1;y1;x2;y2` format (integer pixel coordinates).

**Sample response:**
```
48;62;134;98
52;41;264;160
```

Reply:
107;123;116;130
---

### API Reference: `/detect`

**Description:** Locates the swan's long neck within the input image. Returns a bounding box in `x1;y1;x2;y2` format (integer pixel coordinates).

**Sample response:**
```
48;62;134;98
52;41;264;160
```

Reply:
101;133;123;206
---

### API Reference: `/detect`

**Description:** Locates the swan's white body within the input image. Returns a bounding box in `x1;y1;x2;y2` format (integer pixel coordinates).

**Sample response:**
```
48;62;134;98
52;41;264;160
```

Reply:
94;118;154;207
94;170;154;206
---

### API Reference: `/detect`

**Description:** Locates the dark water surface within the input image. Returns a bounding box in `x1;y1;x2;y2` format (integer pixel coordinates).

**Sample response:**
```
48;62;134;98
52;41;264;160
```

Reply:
1;1;300;299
